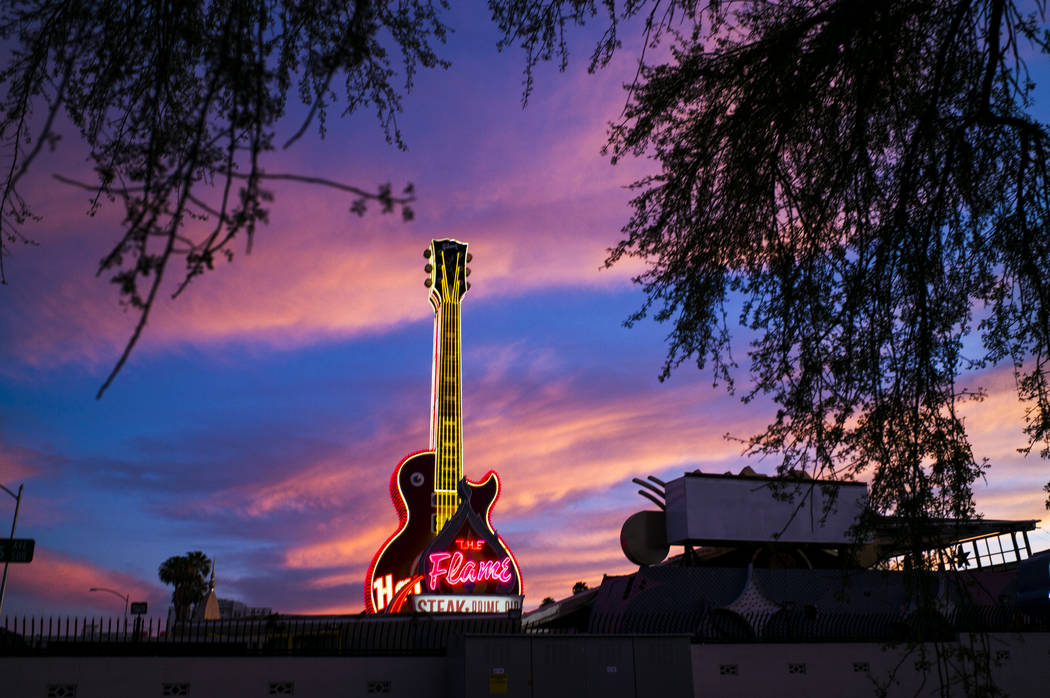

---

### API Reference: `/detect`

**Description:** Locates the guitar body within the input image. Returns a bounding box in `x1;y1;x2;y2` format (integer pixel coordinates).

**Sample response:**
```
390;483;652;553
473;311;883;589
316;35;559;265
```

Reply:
364;450;503;613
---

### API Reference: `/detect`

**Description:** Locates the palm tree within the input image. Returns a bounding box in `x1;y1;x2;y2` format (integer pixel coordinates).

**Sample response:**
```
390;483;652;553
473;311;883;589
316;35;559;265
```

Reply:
158;551;211;622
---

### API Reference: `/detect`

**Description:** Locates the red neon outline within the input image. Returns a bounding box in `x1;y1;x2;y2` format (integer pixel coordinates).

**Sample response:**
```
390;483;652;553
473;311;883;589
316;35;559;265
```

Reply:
462;469;524;596
364;449;432;613
498;532;524;597
388;574;425;614
478;470;525;597
465;469;499;530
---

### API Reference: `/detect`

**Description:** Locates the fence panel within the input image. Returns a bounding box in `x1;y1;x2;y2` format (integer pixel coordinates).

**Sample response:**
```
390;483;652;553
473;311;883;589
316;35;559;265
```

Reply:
3;607;1048;656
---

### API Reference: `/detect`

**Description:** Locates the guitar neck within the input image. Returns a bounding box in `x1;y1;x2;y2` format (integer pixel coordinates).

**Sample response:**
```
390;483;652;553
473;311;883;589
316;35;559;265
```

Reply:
433;297;463;484
430;248;466;532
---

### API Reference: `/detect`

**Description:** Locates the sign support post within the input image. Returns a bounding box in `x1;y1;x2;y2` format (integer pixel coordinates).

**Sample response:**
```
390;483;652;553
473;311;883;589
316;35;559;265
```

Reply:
0;483;24;619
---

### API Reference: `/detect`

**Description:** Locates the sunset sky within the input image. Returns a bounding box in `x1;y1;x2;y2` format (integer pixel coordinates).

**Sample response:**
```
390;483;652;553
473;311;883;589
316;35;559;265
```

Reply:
2;8;1048;620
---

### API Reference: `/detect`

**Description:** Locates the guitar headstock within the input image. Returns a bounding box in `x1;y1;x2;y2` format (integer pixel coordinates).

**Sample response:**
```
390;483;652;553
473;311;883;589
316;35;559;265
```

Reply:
424;239;472;303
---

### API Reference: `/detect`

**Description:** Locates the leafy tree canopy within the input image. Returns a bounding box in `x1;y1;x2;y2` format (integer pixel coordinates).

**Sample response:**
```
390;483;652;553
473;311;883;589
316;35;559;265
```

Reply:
493;0;1050;523
158;551;212;622
0;0;448;396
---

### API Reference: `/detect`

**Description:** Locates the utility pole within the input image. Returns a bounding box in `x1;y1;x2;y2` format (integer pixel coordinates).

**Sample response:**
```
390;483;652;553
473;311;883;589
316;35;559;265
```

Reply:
0;483;24;619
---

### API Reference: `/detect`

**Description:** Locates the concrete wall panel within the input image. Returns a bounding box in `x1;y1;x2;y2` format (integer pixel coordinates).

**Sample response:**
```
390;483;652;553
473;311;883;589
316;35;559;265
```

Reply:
690;633;1050;697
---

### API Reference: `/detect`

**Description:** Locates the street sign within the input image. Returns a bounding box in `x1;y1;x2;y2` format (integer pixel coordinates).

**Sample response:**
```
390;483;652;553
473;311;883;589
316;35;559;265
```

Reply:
130;602;148;615
0;538;34;563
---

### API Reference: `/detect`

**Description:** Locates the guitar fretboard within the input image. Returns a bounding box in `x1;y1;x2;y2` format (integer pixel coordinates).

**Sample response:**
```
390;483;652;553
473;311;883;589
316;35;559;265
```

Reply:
431;248;464;532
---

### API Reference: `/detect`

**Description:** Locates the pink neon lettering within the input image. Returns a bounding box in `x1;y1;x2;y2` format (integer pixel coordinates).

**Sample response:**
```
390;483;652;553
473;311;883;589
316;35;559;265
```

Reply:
455;538;484;551
447;551;464;583
427;550;513;589
498;558;512;583
427;552;451;590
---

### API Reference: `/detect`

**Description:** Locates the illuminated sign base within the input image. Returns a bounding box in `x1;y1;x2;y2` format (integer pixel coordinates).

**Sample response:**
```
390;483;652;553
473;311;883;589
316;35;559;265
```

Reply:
413;594;523;615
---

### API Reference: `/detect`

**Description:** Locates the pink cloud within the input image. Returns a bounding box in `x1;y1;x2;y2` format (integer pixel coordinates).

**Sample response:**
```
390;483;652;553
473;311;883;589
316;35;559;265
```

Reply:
210;367;762;550
216;370;769;616
3;548;164;617
5;177;640;370
459;378;767;514
280;501;645;614
2;49;651;370
507;508;643;608
0;444;44;483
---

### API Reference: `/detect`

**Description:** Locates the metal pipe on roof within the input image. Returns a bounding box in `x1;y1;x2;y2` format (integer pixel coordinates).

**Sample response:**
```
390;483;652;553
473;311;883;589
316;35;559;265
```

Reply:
636;490;665;510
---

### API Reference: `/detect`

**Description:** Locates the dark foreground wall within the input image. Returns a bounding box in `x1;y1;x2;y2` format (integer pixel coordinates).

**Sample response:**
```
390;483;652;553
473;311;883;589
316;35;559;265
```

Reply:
691;632;1050;697
4;632;1048;697
5;655;444;697
2;635;692;698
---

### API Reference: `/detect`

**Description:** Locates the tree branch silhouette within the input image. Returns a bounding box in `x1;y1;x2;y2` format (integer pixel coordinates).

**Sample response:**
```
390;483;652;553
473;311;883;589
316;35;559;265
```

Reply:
1;0;444;396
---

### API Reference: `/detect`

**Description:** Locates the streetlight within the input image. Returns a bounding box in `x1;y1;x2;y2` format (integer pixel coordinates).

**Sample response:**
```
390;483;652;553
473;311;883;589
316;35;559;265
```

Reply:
89;586;129;623
0;482;23;620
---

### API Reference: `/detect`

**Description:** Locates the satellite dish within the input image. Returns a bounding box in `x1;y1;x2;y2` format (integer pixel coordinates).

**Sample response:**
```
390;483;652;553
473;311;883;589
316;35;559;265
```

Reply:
620;510;670;566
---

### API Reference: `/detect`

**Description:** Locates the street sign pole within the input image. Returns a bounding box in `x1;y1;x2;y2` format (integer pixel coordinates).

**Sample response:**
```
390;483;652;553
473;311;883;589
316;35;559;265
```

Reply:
0;483;24;620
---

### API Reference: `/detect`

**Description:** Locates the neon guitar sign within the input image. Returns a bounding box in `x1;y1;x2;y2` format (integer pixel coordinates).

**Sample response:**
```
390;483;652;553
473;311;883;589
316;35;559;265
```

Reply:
364;239;522;613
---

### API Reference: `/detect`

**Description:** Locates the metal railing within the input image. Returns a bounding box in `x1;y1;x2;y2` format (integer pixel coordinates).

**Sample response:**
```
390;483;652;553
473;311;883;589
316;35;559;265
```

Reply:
0;613;519;656
540;607;1050;642
2;606;1047;655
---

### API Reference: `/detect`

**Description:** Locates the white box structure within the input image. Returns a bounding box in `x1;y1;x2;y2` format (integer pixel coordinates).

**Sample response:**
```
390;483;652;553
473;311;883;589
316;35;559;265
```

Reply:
664;472;869;546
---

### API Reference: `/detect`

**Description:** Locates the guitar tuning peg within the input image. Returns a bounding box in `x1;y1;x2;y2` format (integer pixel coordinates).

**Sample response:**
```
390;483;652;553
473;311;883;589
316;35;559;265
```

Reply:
465;267;471;277
425;264;433;273
466;282;471;290
423;248;432;259
466;253;472;263
424;278;432;288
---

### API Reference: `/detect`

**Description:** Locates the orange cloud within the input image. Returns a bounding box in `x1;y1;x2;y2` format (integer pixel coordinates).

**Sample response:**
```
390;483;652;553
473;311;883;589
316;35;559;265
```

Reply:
461;381;766;515
284;522;398;572
451;503;649;610
956;366;1049;527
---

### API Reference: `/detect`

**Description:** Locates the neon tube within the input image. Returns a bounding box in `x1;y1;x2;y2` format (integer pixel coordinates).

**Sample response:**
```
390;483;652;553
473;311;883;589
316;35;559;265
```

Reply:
426;551;513;590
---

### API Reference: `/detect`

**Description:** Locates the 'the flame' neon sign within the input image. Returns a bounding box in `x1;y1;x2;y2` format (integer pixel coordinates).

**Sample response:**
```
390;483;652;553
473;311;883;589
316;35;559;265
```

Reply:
426;549;513;590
